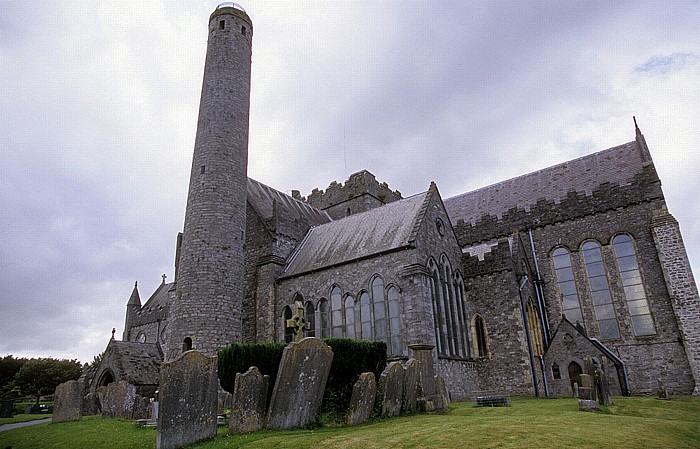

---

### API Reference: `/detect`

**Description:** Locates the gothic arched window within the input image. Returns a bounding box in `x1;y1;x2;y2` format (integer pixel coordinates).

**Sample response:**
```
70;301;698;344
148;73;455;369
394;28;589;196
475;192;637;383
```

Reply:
318;298;330;338
344;294;356;339
551;247;584;327
581;241;620;340
283;306;293;343
359;291;372;340
330;286;343;338
473;315;489;358
305;301;315;337
387;285;403;356
371;276;387;344
612;234;656;336
428;259;445;354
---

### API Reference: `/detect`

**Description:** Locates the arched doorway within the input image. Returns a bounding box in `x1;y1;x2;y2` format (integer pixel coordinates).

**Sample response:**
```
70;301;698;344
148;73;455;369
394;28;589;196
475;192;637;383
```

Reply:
568;361;582;395
97;369;115;387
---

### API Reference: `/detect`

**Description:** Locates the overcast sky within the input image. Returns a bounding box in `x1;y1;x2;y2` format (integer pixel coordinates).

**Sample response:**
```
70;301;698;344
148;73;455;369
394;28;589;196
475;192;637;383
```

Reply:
1;1;698;364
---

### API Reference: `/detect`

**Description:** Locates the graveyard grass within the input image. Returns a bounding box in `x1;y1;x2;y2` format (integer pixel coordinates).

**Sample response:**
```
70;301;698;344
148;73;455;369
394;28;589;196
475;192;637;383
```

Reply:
1;397;698;448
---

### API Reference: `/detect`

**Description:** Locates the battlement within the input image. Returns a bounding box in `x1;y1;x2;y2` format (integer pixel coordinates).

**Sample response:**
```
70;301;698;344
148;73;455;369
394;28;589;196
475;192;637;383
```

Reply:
453;168;663;247
299;170;402;220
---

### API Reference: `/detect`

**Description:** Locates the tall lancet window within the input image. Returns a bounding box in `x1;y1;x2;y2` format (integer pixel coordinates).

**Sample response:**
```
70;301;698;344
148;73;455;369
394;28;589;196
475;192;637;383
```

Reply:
581;241;620;340
612;234;656;336
551;247;584;327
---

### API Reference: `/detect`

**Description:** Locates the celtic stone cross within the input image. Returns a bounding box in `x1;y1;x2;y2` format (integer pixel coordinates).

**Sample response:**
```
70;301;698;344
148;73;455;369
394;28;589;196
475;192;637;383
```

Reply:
286;301;310;342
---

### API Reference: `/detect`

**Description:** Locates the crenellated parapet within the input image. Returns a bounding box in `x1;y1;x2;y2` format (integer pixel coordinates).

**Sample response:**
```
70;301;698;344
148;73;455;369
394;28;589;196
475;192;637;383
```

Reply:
454;168;663;247
301;170;402;219
461;238;513;277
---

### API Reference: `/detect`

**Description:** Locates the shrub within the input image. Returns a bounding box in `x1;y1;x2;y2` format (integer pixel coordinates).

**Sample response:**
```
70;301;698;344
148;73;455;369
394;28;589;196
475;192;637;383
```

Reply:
217;342;286;396
322;339;387;415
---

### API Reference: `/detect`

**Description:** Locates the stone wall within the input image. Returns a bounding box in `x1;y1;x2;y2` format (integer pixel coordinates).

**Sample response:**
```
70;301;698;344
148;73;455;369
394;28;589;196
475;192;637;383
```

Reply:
527;201;694;394
304;170;402;219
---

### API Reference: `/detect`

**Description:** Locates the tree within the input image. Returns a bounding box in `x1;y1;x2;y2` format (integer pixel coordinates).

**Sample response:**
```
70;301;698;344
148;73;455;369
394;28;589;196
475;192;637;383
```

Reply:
14;358;82;405
0;355;27;389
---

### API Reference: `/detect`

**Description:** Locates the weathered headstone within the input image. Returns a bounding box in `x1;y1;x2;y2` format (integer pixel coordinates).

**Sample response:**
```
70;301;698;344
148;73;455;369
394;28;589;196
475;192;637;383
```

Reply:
595;364;613;406
347;372;377;425
0;400;13;418
578;399;600;411
53;380;84;423
150;399;159;425
229;366;269;434
578;374;595;401
133;395;151;420
436;376;450;406
657;379;670;400
157;351;219;449
402;359;420;414
408;344;436;396
573;382;579;398
379;361;405;418
82;391;100;416
218;391;233;415
266;337;333;430
102;380;137;420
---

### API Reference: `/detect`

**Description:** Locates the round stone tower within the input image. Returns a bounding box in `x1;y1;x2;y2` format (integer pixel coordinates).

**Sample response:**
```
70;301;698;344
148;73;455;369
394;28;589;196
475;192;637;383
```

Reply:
167;3;253;360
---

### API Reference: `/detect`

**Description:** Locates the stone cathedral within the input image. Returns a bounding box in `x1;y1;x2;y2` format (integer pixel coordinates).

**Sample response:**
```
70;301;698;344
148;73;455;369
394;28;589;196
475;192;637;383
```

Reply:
86;4;700;400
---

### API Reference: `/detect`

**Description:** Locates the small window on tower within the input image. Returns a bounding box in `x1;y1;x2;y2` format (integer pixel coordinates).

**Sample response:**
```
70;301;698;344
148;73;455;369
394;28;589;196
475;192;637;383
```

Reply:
241;25;246;36
219;20;225;30
201;165;206;174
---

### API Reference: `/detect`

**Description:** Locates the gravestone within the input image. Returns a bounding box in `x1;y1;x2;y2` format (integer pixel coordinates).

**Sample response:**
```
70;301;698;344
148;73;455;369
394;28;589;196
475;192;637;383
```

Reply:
229;366;269;433
595;364;613;406
408;344;436;396
218;391;233;415
379;361;405;418
402;359;420;414
133;395;151;420
578;374;595;401
82;391;100;415
657;379;670;400
157;351;219;449
266;337;333;430
578;399;600;411
573;382;579;398
150;399;159;425
102;380;137;420
52;380;84;423
346;372;376;425
0;400;13;418
436;376;450;407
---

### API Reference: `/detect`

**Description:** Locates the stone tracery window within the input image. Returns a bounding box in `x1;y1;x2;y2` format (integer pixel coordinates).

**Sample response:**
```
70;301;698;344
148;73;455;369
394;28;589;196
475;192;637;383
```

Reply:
551;247;584;327
581;241;620;340
612;234;656;336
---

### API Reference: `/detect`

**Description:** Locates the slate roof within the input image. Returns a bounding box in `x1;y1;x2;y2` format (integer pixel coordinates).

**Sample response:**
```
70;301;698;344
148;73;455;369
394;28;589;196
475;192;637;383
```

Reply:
247;178;331;226
281;190;431;278
110;340;162;386
444;141;646;225
141;282;173;311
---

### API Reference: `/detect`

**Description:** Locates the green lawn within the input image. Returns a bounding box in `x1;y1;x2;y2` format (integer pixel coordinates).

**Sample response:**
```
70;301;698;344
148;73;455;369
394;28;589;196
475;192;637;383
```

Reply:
0;413;52;425
1;397;698;448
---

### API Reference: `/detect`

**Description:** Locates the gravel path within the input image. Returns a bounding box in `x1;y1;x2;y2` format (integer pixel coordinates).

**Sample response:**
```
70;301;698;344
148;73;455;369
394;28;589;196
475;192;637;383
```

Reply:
0;417;51;432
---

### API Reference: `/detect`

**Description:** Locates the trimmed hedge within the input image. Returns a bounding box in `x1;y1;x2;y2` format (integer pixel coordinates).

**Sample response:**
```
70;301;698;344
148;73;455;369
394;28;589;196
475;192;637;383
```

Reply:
217;342;286;395
322;339;387;414
217;338;387;415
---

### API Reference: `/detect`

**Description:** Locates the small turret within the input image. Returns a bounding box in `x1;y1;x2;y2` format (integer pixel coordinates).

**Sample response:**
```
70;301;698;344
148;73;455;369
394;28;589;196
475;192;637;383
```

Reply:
123;281;141;341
